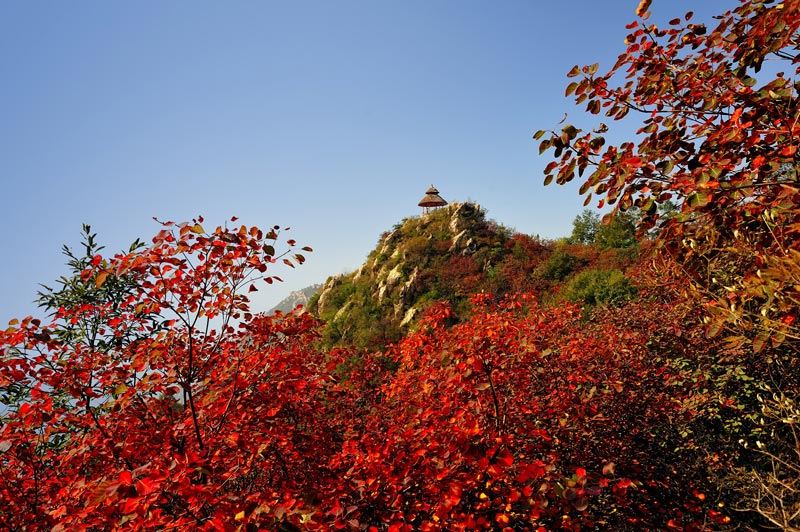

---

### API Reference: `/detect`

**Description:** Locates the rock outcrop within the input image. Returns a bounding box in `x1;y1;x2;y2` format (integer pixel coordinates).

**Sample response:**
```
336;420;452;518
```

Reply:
268;283;323;314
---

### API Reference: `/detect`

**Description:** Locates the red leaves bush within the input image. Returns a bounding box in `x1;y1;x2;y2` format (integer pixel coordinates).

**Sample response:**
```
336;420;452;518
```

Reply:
328;294;724;530
537;0;800;350
0;220;334;530
0;219;736;529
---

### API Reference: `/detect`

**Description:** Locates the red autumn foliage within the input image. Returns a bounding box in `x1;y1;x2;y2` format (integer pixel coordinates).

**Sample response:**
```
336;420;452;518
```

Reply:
536;0;800;348
1;217;733;530
2;1;797;529
0;219;336;529
326;291;727;530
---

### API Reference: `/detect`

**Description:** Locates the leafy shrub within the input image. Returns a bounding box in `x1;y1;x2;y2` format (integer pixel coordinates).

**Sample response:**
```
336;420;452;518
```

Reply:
404;235;430;259
536;249;585;281
306;291;321;313
563;269;637;306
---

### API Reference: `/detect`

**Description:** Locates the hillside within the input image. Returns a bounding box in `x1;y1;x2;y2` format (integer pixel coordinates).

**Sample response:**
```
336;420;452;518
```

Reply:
307;202;638;349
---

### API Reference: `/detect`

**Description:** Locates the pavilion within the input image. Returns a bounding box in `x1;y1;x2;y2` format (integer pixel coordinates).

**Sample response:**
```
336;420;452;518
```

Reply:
418;185;448;214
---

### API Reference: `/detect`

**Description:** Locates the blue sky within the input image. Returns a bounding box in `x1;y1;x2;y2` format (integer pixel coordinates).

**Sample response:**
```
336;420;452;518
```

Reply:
0;1;732;320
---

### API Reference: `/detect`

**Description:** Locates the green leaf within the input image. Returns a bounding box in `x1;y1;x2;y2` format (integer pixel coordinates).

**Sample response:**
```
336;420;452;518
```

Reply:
687;191;710;208
589;137;605;151
753;332;768;353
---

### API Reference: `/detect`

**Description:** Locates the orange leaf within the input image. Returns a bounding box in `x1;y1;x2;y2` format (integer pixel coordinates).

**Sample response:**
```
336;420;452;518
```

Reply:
635;0;652;17
95;271;109;288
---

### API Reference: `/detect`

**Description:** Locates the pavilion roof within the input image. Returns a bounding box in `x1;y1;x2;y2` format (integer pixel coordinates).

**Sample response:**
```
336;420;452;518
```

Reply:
418;185;447;207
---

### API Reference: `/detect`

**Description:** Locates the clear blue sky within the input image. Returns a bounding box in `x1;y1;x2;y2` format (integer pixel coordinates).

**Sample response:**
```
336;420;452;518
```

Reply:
0;1;731;320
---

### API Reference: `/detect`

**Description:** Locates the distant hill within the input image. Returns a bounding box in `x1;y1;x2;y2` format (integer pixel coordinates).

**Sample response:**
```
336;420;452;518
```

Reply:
268;284;322;314
309;203;538;348
308;203;547;349
307;202;639;350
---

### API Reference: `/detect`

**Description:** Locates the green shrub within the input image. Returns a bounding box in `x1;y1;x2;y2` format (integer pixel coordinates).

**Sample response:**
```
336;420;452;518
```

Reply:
414;288;442;307
562;269;637;307
306;292;321;314
536;250;585;281
404;235;430;259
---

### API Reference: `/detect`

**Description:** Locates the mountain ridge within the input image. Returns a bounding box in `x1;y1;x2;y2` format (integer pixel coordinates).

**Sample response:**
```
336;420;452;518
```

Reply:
268;283;322;314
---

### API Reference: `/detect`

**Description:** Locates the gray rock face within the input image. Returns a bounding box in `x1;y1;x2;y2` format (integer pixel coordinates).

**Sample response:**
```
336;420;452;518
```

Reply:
268;283;322;314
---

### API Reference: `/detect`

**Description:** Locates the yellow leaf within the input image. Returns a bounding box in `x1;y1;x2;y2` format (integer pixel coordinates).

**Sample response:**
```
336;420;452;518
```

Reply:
190;224;204;234
235;511;245;521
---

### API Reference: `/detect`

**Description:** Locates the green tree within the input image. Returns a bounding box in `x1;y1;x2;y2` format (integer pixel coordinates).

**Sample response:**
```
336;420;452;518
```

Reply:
536;249;585;281
569;210;600;244
595;210;637;249
569;209;637;248
3;225;148;423
37;225;149;351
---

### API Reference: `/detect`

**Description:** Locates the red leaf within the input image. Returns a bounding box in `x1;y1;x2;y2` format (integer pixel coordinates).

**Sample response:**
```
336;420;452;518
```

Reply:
121;497;138;514
497;449;514;467
617;478;634;489
119;471;133;486
136;478;157;496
